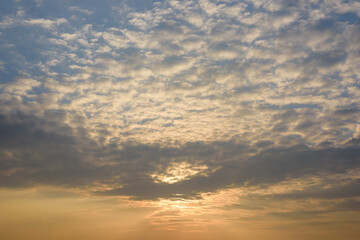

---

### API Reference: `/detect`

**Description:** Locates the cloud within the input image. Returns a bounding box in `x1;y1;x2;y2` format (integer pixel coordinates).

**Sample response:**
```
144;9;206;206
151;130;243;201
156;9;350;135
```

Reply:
0;0;359;217
273;179;360;200
0;14;68;30
1;78;41;95
22;18;68;29
2;109;358;200
69;6;93;15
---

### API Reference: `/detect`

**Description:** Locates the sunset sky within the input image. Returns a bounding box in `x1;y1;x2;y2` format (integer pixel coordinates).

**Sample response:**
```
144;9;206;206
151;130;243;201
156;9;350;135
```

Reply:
0;0;360;239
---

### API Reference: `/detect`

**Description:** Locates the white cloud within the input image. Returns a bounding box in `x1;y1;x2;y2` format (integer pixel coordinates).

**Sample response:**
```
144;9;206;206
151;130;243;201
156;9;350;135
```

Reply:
69;6;93;15
1;78;41;95
1;0;359;148
23;18;68;29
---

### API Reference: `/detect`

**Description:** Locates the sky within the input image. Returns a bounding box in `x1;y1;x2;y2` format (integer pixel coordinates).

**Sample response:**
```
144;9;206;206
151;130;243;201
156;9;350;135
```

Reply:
0;0;360;239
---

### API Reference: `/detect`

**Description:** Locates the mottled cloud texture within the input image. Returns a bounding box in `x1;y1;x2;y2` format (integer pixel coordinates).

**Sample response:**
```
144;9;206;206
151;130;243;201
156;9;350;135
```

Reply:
0;0;360;239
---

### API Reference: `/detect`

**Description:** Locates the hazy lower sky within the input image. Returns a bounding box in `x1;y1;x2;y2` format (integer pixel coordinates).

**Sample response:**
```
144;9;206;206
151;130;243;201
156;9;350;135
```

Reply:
0;0;359;239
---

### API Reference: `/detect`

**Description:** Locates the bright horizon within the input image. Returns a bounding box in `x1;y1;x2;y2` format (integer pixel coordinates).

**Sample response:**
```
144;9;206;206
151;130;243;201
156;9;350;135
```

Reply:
0;0;360;239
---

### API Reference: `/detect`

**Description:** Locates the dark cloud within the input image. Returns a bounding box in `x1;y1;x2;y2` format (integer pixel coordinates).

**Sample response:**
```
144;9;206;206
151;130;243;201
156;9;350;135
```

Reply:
0;111;98;188
0;109;359;201
273;179;360;200
310;49;347;68
97;142;360;200
332;199;360;212
333;105;360;116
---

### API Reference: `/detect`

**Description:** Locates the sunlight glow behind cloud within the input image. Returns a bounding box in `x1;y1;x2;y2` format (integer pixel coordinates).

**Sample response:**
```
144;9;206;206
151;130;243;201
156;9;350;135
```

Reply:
151;162;209;184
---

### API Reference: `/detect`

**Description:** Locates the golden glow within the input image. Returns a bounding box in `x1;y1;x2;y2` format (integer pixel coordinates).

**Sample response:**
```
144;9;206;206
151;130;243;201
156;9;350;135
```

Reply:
1;183;360;240
151;162;208;184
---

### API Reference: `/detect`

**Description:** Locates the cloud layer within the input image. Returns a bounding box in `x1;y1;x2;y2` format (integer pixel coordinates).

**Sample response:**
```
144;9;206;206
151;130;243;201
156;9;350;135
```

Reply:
0;0;360;236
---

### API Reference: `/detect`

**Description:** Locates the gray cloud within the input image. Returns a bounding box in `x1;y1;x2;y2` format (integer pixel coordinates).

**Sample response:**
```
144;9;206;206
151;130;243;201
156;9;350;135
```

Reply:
1;110;359;201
